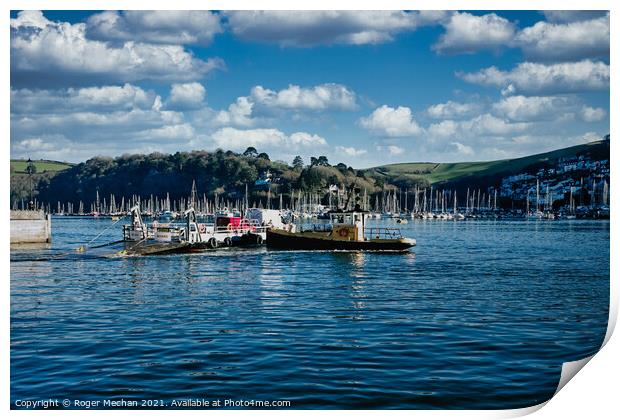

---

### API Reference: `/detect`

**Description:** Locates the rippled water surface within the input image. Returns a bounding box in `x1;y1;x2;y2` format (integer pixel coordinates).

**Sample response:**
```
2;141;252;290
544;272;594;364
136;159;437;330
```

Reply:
11;217;609;409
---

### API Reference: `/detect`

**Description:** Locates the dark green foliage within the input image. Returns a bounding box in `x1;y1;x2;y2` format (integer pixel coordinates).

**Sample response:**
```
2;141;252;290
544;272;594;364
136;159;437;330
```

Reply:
243;147;258;157
317;156;329;166
292;155;304;169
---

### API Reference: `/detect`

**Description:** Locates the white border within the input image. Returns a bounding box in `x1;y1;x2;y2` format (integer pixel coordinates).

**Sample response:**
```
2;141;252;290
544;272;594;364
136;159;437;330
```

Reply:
3;1;617;419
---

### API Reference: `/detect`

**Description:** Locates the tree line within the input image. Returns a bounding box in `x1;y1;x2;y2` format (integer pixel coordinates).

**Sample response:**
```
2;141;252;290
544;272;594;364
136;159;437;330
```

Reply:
17;147;420;207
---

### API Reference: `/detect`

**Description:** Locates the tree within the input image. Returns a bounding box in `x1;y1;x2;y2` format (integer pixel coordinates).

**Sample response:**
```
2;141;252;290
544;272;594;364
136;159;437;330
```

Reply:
292;155;304;169
335;163;348;172
257;152;270;161
317;156;329;166
310;157;318;167
243;147;258;157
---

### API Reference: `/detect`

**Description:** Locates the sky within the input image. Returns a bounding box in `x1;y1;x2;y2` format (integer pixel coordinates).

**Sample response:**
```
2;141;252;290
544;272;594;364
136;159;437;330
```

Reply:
9;10;610;167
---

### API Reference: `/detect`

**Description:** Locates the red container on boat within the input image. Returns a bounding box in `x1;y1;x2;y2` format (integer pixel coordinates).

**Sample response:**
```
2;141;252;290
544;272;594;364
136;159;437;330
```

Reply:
216;215;242;229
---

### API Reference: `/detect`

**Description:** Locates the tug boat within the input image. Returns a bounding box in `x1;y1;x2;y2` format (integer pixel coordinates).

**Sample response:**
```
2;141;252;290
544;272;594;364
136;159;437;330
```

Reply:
267;210;416;251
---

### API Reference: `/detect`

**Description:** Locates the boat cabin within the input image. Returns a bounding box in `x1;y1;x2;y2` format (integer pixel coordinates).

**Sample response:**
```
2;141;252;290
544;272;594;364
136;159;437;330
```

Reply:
328;211;365;242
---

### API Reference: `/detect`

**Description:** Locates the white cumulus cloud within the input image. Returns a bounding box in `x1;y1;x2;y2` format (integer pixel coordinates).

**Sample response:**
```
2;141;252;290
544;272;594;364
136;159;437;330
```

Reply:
137;123;196;141
515;14;609;62
542;11;608;23
492;95;576;122
211;127;327;151
11;84;157;114
463;114;530;136
86;10;223;46
433;12;516;54
429;114;530;139
10;11;223;87
450;142;474;156
458;60;610;95
250;84;357;110
580;106;607;122
214;97;256;127
426;100;482;119
359;105;423;137
387;145;405;156
168;82;206;108
224;10;433;47
428;120;459;138
335;146;367;157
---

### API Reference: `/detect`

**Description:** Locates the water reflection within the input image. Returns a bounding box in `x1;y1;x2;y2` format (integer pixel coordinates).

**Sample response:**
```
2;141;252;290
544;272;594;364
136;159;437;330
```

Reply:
259;255;285;307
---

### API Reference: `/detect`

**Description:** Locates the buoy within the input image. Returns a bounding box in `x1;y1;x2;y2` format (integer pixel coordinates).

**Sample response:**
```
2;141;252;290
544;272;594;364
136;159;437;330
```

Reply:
208;237;217;249
223;237;232;247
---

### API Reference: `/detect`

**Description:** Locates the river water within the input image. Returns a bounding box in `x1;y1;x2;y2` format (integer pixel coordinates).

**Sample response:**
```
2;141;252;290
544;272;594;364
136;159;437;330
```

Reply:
10;216;609;409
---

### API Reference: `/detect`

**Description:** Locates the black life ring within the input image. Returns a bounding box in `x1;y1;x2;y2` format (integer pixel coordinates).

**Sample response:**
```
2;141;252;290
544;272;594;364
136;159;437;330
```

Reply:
255;235;263;245
208;237;217;249
223;237;232;247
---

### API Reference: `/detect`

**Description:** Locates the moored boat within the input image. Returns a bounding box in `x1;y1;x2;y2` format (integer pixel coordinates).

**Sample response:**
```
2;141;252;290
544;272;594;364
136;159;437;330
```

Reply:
267;210;415;251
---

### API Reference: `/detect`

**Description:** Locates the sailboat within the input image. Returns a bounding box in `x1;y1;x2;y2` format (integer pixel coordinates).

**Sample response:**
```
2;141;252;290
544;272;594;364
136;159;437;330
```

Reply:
526;180;544;219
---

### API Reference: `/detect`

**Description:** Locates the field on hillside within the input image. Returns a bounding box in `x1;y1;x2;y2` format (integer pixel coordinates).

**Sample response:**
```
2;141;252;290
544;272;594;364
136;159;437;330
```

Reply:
10;159;72;174
364;140;608;186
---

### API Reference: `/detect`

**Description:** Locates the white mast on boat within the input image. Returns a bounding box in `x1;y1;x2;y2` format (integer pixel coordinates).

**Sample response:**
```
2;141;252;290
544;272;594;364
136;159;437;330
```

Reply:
453;193;457;214
536;179;540;213
465;188;469;214
526;191;530;214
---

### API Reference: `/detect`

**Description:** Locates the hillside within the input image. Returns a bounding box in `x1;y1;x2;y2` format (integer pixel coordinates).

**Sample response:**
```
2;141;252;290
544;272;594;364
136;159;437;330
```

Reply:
10;159;73;174
10;138;610;208
364;139;610;188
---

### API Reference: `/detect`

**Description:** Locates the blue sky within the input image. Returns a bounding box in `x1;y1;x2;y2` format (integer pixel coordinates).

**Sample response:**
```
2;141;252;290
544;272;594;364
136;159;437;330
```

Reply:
10;10;610;167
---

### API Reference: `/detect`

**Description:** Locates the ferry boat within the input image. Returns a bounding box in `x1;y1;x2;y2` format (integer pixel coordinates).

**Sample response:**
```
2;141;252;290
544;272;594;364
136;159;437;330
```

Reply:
122;205;271;253
267;210;415;251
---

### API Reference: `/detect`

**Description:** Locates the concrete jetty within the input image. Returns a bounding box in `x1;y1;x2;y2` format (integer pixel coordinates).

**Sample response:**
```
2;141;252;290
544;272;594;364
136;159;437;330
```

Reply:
10;210;51;244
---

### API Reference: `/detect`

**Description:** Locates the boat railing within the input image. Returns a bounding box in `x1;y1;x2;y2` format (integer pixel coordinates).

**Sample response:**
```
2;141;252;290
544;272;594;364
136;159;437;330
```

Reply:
365;227;403;240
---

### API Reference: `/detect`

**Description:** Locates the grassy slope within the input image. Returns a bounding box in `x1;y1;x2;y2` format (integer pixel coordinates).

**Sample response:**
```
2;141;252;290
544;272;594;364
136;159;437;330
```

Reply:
10;159;72;174
365;140;608;185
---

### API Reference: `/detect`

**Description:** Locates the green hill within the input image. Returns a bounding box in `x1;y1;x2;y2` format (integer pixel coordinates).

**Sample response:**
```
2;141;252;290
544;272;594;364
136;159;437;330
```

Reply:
10;159;73;174
10;138;609;208
364;139;609;187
